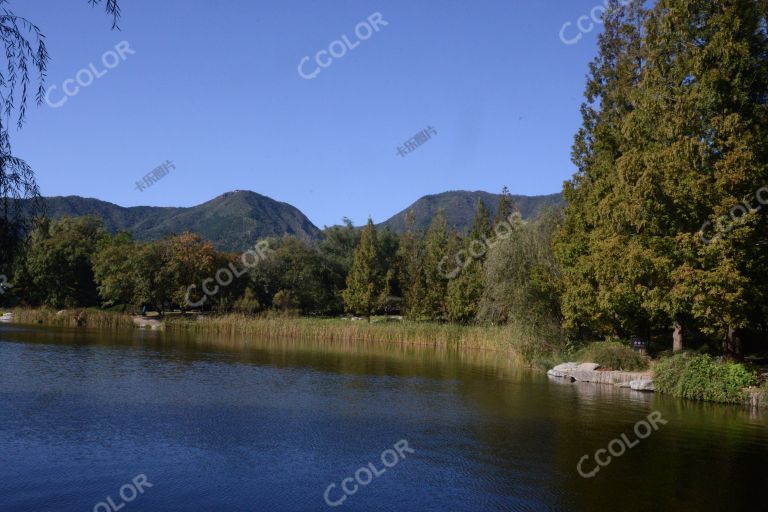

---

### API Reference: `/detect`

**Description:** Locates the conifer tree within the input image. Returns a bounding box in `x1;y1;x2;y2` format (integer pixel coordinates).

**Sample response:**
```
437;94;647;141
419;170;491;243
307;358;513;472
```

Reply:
557;0;768;354
643;0;768;355
398;211;427;318
555;0;655;339
422;211;452;320
493;186;515;227
446;200;492;323
342;218;385;319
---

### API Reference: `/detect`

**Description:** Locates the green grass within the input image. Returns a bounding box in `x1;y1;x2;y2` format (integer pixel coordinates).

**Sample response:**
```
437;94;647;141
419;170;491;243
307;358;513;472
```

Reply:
165;314;572;367
574;341;650;371
653;353;759;404
11;307;135;330
164;314;514;352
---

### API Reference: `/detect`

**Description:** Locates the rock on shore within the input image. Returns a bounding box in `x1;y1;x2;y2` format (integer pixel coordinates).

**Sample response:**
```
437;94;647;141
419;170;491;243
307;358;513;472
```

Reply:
548;362;654;391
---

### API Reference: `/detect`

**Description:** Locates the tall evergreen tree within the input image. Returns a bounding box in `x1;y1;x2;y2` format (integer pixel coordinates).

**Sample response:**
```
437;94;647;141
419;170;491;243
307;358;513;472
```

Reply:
398;211;427;318
557;0;768;353
493;186;515;227
342;218;385;319
644;0;768;355
555;0;657;340
422;211;452;320
447;200;492;323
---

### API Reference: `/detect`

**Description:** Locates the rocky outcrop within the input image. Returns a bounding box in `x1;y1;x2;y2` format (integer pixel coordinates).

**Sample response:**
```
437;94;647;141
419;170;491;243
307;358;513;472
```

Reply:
547;362;580;379
746;388;766;409
630;379;655;392
548;361;654;391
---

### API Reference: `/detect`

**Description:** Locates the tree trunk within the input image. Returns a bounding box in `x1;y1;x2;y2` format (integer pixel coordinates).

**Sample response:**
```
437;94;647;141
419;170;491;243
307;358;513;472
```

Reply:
723;325;743;360
673;321;684;353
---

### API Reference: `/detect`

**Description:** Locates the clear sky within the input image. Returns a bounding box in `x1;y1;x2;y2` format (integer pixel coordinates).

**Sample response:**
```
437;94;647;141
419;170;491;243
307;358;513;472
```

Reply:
13;0;607;227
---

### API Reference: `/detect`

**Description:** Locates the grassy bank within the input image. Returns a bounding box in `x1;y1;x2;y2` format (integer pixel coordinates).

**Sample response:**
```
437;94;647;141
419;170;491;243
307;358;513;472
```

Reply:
166;314;575;367
10;307;135;330
165;314;514;351
5;308;568;366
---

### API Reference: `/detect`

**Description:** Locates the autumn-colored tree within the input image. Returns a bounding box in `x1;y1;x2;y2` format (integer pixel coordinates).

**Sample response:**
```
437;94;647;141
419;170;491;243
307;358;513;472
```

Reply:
167;232;219;307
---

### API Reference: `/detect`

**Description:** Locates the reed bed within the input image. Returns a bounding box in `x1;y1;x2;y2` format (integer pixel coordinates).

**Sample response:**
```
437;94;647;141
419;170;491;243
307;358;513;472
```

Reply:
11;307;135;330
165;314;511;352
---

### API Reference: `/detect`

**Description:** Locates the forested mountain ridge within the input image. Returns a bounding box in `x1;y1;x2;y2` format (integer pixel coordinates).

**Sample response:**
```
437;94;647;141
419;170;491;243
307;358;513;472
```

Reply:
18;189;563;250
379;191;564;232
20;191;322;252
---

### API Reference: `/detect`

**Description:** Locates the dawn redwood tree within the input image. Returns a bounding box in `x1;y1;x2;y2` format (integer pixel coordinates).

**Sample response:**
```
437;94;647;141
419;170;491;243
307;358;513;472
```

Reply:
397;210;427;318
446;200;491;323
555;0;652;340
421;211;454;320
492;186;515;228
342;218;386;319
641;0;768;356
557;0;768;354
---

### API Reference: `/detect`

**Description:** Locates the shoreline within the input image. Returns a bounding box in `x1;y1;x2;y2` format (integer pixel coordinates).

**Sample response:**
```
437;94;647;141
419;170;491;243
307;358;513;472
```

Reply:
4;308;766;409
3;308;519;355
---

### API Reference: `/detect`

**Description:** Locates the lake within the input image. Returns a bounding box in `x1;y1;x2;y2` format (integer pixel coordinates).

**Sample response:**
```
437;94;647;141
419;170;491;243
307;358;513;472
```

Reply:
1;324;766;511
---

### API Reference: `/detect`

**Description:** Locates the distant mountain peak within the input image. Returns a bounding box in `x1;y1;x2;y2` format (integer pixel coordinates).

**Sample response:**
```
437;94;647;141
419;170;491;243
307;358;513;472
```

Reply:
22;189;563;250
27;192;321;252
379;190;563;232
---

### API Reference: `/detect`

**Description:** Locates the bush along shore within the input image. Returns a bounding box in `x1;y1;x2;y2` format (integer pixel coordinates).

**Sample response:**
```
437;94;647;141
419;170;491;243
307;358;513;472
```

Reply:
4;309;766;409
547;342;767;409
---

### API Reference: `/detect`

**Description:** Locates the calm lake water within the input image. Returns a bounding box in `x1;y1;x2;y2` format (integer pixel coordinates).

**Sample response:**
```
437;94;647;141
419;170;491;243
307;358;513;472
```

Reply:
1;324;766;512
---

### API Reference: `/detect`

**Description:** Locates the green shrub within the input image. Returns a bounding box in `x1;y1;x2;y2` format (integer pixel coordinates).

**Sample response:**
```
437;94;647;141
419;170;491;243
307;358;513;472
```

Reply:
654;354;758;404
575;341;649;371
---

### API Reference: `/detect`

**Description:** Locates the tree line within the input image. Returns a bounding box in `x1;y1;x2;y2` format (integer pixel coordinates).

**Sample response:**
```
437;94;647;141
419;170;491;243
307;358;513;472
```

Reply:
0;189;563;328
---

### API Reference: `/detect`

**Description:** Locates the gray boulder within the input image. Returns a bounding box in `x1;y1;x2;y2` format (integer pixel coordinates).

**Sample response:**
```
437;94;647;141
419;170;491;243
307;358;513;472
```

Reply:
630;379;655;392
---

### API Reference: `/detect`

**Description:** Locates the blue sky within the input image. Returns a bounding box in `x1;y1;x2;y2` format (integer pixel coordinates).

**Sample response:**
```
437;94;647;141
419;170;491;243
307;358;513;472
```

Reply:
13;0;607;227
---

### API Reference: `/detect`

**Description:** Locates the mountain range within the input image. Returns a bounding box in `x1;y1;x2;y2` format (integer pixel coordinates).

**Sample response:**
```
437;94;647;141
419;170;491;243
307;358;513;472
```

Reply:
24;190;564;252
379;190;564;233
